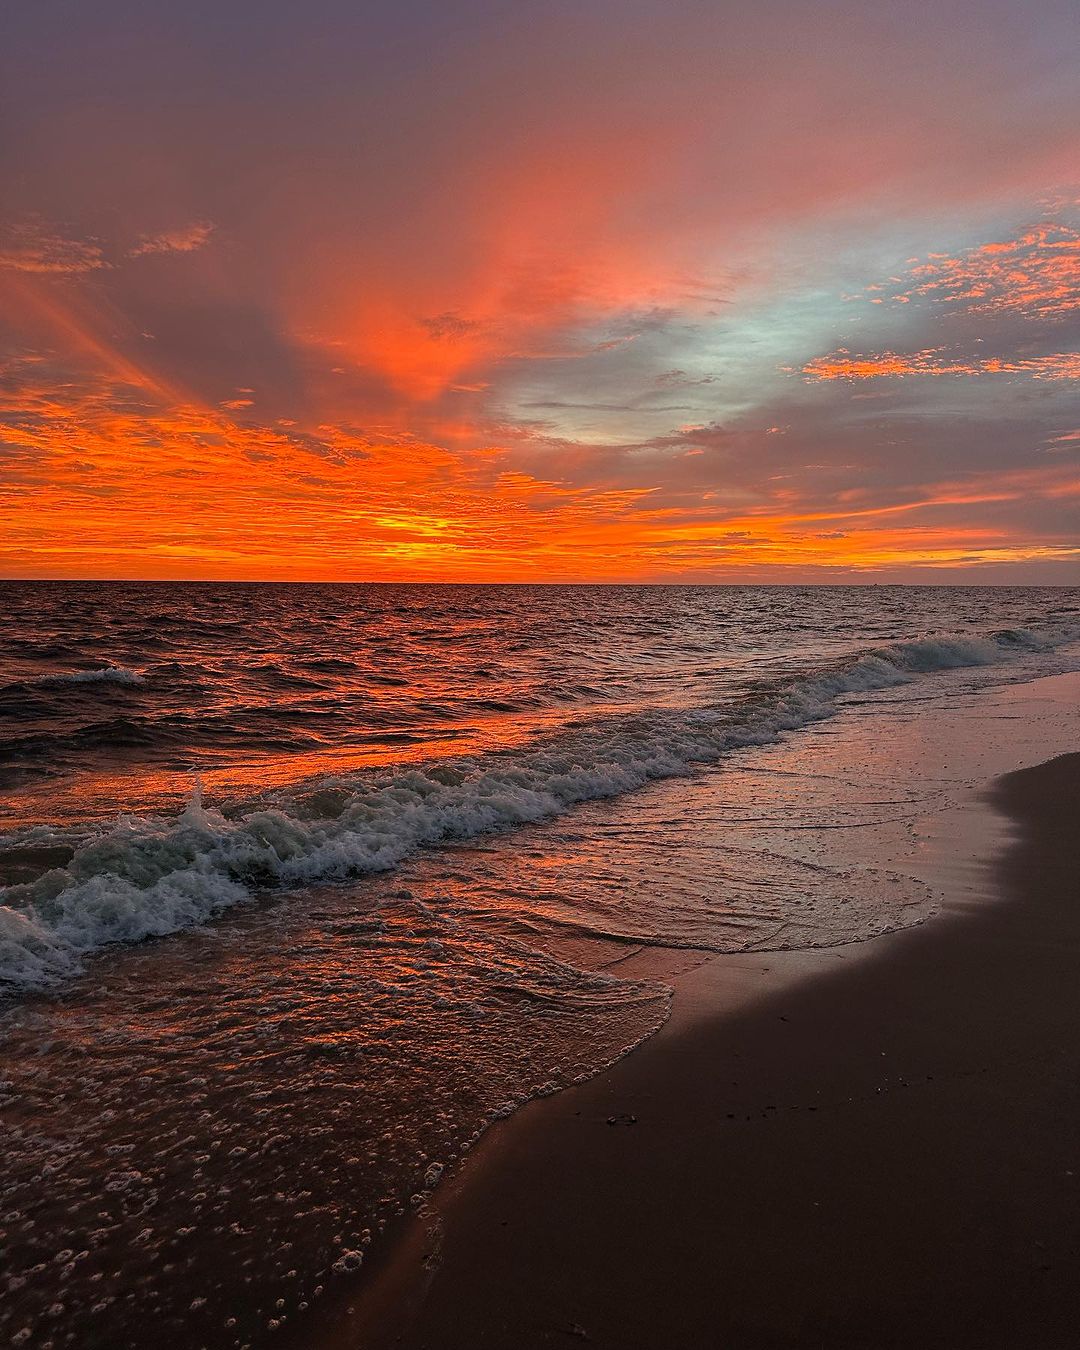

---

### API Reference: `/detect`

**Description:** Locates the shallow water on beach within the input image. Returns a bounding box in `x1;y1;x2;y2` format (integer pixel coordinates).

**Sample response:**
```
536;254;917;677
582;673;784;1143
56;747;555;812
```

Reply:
0;584;1078;1348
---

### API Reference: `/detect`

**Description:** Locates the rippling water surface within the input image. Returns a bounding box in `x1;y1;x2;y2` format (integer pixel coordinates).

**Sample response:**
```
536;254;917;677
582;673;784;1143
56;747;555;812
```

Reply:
1;582;1078;1348
2;582;1075;819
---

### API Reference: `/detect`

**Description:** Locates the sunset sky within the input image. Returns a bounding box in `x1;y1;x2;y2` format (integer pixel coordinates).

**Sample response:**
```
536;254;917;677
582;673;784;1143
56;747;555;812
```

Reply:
2;0;1078;582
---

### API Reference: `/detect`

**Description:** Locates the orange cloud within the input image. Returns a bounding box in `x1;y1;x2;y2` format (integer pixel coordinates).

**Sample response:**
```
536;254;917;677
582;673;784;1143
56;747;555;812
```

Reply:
0;346;667;580
877;221;1080;318
803;347;1080;381
3;337;1075;583
289;115;708;404
0;218;108;275
130;221;215;257
3;186;1078;582
1;215;217;275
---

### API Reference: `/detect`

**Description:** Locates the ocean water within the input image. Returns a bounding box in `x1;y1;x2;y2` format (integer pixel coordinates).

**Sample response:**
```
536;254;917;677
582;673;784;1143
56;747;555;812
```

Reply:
1;582;1078;1348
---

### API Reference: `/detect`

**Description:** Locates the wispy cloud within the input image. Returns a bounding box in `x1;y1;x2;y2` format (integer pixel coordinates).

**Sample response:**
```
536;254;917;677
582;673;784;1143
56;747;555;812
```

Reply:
0;219;108;274
0;217;217;274
130;221;215;258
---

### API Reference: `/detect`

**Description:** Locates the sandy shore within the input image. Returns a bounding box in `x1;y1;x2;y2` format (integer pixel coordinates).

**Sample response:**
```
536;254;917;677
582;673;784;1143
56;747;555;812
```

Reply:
333;752;1080;1349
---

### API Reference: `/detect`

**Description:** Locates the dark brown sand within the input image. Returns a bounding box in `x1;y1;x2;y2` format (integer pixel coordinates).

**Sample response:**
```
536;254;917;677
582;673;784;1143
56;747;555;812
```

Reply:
342;753;1080;1350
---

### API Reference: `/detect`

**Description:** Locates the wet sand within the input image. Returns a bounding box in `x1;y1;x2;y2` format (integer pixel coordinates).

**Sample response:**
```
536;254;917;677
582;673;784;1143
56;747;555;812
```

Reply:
350;752;1080;1349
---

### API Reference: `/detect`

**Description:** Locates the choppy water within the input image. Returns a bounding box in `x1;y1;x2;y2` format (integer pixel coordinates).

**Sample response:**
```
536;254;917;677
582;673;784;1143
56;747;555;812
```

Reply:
1;583;1078;1349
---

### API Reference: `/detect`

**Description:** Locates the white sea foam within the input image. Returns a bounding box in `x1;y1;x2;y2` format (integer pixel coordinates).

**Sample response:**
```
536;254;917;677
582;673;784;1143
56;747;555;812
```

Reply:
0;623;1076;992
36;666;146;687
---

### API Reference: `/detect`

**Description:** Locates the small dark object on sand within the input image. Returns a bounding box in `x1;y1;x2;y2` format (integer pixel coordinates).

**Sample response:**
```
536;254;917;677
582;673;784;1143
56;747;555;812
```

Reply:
606;1113;637;1126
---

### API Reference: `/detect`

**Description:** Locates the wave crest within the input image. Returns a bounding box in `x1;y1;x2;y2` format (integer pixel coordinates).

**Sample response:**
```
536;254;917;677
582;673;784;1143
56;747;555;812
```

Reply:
36;666;147;687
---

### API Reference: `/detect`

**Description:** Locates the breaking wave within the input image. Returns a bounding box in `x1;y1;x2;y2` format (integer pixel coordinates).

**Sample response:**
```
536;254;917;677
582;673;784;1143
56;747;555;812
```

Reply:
1;623;1076;993
36;665;147;687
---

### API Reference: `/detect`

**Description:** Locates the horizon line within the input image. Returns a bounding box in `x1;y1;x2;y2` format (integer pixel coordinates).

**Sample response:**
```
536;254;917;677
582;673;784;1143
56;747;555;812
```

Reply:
2;577;1077;588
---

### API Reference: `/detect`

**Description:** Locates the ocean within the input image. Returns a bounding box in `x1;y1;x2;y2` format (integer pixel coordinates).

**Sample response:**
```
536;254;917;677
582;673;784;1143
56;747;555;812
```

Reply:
1;582;1078;1348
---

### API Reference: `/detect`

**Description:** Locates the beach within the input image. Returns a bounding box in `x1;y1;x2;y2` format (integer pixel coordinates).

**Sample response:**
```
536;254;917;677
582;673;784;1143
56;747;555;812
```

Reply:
335;755;1080;1349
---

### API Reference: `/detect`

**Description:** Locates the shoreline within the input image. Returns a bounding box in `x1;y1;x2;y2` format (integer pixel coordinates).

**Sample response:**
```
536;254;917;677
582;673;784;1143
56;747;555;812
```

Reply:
333;751;1080;1349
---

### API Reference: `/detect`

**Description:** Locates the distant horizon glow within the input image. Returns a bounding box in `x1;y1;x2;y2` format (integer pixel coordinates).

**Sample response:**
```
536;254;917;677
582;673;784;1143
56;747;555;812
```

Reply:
2;1;1078;583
